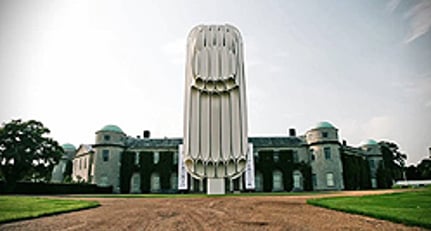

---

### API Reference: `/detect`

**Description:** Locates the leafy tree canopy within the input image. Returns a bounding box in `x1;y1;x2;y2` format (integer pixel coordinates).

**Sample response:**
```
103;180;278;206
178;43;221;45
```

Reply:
379;141;407;168
376;141;407;188
0;119;64;187
406;159;431;180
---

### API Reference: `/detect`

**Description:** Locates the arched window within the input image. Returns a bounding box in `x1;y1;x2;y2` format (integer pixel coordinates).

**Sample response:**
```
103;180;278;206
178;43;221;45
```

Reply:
150;172;161;192
130;173;141;193
293;170;303;190
272;170;284;191
326;172;334;187
100;175;109;186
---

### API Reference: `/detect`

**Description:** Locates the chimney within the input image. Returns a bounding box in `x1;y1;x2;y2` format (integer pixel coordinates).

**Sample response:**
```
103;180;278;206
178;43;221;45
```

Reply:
342;140;347;146
137;135;141;139
143;130;151;139
288;128;296;137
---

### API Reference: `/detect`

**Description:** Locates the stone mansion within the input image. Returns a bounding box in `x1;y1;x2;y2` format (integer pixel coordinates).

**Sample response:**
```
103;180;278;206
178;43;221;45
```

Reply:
51;121;383;193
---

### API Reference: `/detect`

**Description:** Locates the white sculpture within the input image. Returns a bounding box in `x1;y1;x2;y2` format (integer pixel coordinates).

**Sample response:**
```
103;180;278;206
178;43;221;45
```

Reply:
183;24;248;193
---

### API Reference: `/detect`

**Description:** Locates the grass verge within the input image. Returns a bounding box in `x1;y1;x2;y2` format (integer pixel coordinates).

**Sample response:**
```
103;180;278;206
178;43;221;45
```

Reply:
307;189;431;229
0;196;99;224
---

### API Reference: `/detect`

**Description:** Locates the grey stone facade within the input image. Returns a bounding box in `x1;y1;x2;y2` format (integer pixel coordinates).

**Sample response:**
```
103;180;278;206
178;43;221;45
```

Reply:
64;122;383;193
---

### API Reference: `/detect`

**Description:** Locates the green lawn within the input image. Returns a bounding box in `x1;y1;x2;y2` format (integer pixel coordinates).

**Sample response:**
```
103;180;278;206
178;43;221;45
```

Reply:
0;196;99;224
307;189;431;229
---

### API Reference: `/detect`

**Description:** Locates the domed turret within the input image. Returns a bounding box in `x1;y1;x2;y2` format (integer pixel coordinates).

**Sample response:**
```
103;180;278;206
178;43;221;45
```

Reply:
313;121;335;129
99;125;124;133
61;143;76;159
306;121;339;145
306;121;344;190
95;124;125;145
359;139;382;188
62;143;76;151
360;139;380;155
93;124;126;193
360;139;378;146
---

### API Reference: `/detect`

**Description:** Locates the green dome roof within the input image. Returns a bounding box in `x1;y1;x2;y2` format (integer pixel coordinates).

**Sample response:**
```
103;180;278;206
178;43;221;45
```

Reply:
360;139;378;146
99;124;123;133
314;121;335;129
62;143;76;151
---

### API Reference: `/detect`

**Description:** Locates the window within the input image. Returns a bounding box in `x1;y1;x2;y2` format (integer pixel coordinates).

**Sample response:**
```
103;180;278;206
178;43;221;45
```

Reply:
79;158;82;170
310;149;315;161
324;147;331;160
273;152;279;162
130;173;141;193
312;174;317;187
369;159;375;168
272;170;284;191
100;175;109;186
293;171;302;189
326;173;334;187
293;150;299;163
84;158;87;169
153;152;159;164
255;171;263;192
322;132;328;138
173;152;178;165
150;172;161;192
135;152;140;165
102;150;109;162
254;152;259;162
104;135;110;141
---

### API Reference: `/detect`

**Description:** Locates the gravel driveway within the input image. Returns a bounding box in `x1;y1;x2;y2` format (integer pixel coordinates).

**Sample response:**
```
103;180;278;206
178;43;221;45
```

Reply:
1;190;426;231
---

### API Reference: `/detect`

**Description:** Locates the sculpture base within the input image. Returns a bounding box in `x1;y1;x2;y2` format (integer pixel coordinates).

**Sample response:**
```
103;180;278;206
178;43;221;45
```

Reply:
207;178;225;195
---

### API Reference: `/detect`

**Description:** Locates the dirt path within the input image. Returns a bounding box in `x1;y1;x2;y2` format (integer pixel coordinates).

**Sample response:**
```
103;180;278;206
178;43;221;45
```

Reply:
1;190;426;231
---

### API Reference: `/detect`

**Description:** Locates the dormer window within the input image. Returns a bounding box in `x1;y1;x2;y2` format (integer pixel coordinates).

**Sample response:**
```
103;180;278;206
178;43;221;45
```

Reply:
322;132;328;138
153;152;160;164
104;135;111;141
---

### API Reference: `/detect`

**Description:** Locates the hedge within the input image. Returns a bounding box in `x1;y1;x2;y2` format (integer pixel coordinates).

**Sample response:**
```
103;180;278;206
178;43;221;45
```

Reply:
0;181;113;194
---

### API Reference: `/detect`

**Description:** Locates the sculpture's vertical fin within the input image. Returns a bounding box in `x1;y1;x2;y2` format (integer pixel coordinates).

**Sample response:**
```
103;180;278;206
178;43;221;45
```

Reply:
189;88;200;159
230;88;241;159
221;92;231;162
211;94;221;162
200;92;210;161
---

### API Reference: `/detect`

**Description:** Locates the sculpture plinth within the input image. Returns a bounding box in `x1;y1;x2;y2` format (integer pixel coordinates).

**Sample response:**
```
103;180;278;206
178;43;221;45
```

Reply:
183;24;248;194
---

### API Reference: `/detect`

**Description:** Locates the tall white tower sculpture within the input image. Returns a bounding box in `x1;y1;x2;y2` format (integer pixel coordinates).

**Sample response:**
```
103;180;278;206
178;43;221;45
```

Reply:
183;24;248;194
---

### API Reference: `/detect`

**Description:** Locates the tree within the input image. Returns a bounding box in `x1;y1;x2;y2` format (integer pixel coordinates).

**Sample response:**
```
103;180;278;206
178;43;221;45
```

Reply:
377;141;407;188
0;119;63;191
417;159;431;179
406;159;431;180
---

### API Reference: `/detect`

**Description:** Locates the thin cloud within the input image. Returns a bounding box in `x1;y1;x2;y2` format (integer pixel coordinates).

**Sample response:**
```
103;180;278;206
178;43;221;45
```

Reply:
403;0;431;43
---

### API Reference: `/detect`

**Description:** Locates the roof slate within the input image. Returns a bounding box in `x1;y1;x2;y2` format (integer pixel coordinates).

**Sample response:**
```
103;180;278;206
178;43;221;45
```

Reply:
127;136;304;149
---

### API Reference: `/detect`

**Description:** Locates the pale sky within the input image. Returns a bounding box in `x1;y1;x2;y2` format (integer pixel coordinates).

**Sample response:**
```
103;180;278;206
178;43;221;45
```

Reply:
1;0;430;165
